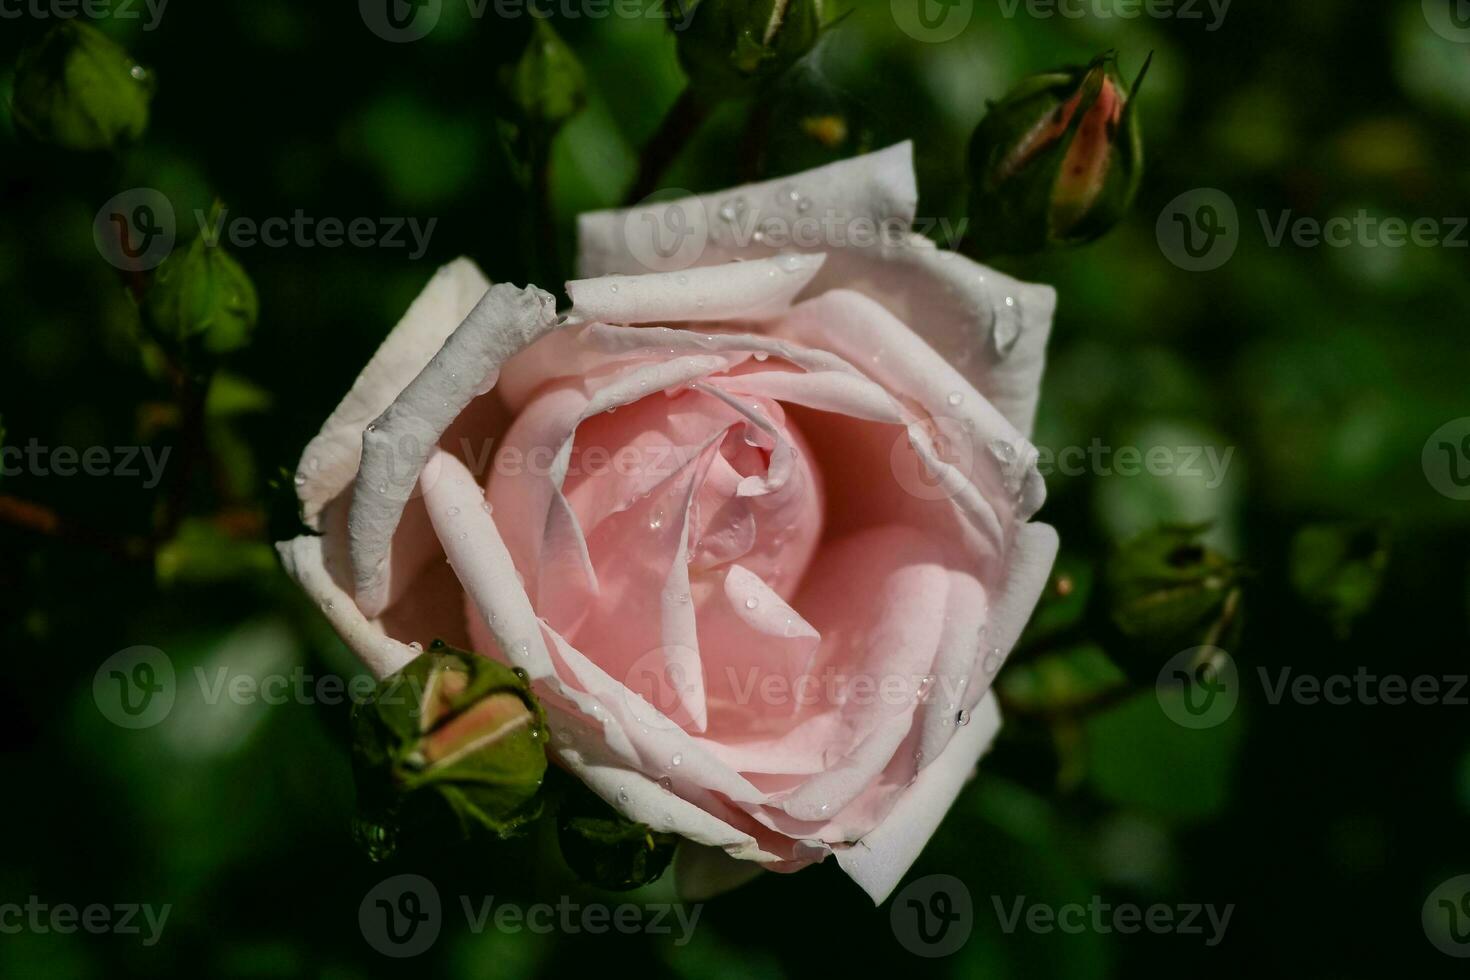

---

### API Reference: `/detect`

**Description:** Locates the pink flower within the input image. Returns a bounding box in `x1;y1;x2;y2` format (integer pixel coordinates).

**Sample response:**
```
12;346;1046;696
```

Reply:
277;143;1058;903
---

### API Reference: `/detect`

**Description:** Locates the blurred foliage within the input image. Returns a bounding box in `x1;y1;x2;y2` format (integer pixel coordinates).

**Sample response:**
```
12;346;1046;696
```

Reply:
2;1;1469;979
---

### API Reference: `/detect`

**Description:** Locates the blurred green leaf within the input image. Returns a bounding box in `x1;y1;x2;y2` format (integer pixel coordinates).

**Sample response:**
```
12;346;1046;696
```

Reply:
10;22;153;152
155;518;276;586
1084;693;1243;819
1289;522;1390;636
998;644;1128;716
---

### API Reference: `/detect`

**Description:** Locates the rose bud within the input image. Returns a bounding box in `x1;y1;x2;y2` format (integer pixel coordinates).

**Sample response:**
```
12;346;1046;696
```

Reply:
501;20;587;136
10;22;153;152
1095;523;1244;681
672;0;824;100
351;641;548;853
143;210;259;358
966;51;1150;257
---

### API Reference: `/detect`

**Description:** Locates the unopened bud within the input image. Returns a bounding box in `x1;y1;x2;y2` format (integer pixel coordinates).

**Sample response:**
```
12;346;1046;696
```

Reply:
966;51;1150;256
672;0;824;100
10;22;153;152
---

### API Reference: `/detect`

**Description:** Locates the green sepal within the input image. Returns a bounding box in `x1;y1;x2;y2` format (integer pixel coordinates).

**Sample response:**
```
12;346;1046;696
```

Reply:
351;641;549;860
556;779;678;891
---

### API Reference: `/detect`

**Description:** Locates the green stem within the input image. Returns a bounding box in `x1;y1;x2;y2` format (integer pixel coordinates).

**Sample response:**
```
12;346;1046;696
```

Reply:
625;88;709;205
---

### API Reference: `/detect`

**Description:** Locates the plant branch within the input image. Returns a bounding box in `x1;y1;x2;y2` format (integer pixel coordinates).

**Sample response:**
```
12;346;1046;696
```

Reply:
625;88;709;205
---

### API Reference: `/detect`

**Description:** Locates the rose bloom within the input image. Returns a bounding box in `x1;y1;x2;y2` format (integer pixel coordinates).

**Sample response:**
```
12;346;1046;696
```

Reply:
278;144;1057;903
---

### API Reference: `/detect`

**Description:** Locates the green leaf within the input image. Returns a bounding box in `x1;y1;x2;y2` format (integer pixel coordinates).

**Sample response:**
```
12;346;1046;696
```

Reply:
9;22;153;152
154;518;277;586
1084;692;1243;819
997;644;1128;715
556;780;678;891
1289;522;1390;636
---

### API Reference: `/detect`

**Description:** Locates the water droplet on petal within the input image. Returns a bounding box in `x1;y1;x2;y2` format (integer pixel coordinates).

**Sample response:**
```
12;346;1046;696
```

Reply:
744;597;758;610
753;351;769;362
649;507;666;531
658;775;673;791
670;752;683;767
992;294;1023;359
293;473;307;487
618;785;629;803
408;640;423;652
447;506;460;517
947;391;963;407
956;708;971;726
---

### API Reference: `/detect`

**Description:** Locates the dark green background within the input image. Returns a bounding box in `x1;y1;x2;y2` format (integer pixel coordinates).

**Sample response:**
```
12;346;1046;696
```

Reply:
2;1;1469;976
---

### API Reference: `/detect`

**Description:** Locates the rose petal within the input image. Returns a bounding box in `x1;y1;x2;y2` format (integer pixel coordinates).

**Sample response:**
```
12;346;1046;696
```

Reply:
294;258;489;528
350;283;559;617
833;691;1002;904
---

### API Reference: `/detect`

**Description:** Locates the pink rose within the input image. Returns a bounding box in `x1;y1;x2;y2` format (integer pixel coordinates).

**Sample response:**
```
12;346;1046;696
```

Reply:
278;143;1058;903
